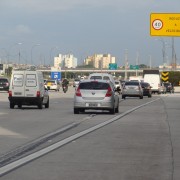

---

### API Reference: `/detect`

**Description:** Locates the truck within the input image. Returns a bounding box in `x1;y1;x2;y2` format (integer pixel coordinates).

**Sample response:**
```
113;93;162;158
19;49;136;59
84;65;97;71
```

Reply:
143;70;161;94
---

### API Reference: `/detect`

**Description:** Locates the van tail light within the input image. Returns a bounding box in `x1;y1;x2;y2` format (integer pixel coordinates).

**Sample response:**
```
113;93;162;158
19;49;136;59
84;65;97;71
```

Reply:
105;87;112;97
9;91;12;97
36;91;41;97
75;87;82;97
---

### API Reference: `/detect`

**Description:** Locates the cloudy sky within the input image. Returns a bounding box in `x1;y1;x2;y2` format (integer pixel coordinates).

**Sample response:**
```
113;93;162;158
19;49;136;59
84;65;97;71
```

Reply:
0;0;179;67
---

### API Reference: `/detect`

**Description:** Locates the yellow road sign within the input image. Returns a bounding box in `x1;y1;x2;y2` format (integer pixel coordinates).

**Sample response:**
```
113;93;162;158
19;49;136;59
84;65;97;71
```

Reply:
150;13;180;36
161;71;169;82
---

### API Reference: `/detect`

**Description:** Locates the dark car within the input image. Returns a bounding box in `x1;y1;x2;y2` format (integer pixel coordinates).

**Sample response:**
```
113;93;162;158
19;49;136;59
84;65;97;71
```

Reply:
0;77;9;91
141;82;152;98
163;82;174;93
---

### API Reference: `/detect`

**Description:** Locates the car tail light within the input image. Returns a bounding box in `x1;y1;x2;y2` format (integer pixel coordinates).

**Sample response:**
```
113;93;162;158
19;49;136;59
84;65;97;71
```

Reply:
105;87;112;97
8;91;12;97
5;82;9;86
75;87;82;97
37;91;41;97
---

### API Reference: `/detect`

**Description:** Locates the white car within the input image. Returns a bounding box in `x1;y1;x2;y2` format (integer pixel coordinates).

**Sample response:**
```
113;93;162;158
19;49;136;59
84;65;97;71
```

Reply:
45;79;60;91
122;81;143;99
74;79;120;114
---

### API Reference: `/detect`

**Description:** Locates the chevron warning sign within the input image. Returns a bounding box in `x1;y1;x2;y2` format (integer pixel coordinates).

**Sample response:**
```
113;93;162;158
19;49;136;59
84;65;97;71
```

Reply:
161;72;169;82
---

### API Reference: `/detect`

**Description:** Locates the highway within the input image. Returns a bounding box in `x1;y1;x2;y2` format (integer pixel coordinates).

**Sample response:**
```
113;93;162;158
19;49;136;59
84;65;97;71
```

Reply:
0;87;180;179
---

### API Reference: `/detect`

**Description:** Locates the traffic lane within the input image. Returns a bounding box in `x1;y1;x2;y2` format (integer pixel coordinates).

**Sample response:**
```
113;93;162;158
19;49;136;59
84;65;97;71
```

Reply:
161;94;180;179
0;92;160;156
0;93;87;156
1;98;172;180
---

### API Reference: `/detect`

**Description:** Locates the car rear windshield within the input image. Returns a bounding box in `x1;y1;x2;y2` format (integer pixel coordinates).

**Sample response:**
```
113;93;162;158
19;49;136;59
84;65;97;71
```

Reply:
141;83;149;87
46;80;55;83
0;78;8;83
125;81;139;86
79;82;109;90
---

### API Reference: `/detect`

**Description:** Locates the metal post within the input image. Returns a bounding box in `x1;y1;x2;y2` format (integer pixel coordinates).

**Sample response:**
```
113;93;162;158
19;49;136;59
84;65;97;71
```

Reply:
124;49;128;80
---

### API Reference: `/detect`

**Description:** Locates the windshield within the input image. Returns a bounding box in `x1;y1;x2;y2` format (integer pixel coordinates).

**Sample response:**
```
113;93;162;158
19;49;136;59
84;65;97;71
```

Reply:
79;82;109;90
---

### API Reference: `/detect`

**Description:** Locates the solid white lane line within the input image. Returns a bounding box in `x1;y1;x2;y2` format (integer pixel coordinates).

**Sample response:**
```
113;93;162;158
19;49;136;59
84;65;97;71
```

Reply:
0;98;160;176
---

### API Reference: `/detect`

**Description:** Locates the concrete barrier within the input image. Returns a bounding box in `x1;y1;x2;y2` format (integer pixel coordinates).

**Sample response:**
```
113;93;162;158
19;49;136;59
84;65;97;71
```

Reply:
174;86;180;93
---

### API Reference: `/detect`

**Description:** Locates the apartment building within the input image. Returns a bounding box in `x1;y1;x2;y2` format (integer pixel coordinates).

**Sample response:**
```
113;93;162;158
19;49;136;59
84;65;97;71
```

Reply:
84;54;116;69
54;54;77;69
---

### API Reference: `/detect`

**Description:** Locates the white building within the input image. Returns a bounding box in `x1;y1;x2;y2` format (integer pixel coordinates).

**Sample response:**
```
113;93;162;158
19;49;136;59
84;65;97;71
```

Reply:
54;54;77;69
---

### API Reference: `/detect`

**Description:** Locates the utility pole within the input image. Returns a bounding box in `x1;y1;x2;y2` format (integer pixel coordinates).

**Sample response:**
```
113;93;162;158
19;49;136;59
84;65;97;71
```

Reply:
124;49;128;80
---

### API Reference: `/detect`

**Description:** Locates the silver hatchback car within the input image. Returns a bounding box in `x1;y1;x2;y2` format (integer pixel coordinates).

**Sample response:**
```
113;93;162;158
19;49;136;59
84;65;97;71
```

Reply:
122;81;143;99
74;80;120;114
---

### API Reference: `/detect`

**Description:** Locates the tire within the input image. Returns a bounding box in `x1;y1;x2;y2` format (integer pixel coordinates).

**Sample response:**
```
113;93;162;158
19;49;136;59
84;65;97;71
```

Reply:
79;109;85;113
148;94;152;98
140;95;143;99
45;98;49;108
109;106;115;114
38;101;43;109
115;102;119;113
10;102;15;109
74;108;79;114
122;95;126;99
18;104;22;109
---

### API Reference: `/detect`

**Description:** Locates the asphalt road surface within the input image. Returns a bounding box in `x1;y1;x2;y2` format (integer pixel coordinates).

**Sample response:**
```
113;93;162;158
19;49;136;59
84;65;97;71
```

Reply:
0;87;180;180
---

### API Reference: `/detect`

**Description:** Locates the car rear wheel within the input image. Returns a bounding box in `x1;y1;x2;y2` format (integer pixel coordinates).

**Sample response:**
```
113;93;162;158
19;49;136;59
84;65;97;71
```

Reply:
115;102;119;113
10;102;15;109
122;95;126;99
109;106;115;114
38;101;43;109
45;98;49;108
140;95;143;99
18;104;22;108
74;108;79;114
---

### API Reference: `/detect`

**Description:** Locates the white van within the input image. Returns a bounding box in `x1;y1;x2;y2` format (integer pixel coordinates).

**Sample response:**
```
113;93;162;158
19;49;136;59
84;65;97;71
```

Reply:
88;73;115;85
8;70;49;109
143;74;161;94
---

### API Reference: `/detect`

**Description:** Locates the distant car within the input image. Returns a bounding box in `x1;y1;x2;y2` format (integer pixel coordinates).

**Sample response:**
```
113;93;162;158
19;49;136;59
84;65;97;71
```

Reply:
141;82;152;98
0;77;9;91
73;78;80;88
74;80;120;114
163;82;174;93
45;79;60;91
88;73;115;86
122;81;143;99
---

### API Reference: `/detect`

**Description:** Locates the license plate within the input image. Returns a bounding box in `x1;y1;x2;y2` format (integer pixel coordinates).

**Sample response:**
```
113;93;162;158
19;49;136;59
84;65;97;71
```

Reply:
14;92;22;95
88;103;98;107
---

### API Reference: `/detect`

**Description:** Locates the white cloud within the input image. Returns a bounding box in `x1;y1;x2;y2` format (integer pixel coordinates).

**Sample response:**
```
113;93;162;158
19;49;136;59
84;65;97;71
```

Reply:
8;25;32;36
15;25;32;34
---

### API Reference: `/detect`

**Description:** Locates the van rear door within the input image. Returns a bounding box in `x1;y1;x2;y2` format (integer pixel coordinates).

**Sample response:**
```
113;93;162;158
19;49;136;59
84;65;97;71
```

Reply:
24;72;38;97
11;71;25;97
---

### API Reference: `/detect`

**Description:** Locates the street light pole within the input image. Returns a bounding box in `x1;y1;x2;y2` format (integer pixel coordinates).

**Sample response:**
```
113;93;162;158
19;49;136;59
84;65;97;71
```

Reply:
31;44;40;65
155;38;166;69
8;42;22;64
124;49;128;80
49;46;58;66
